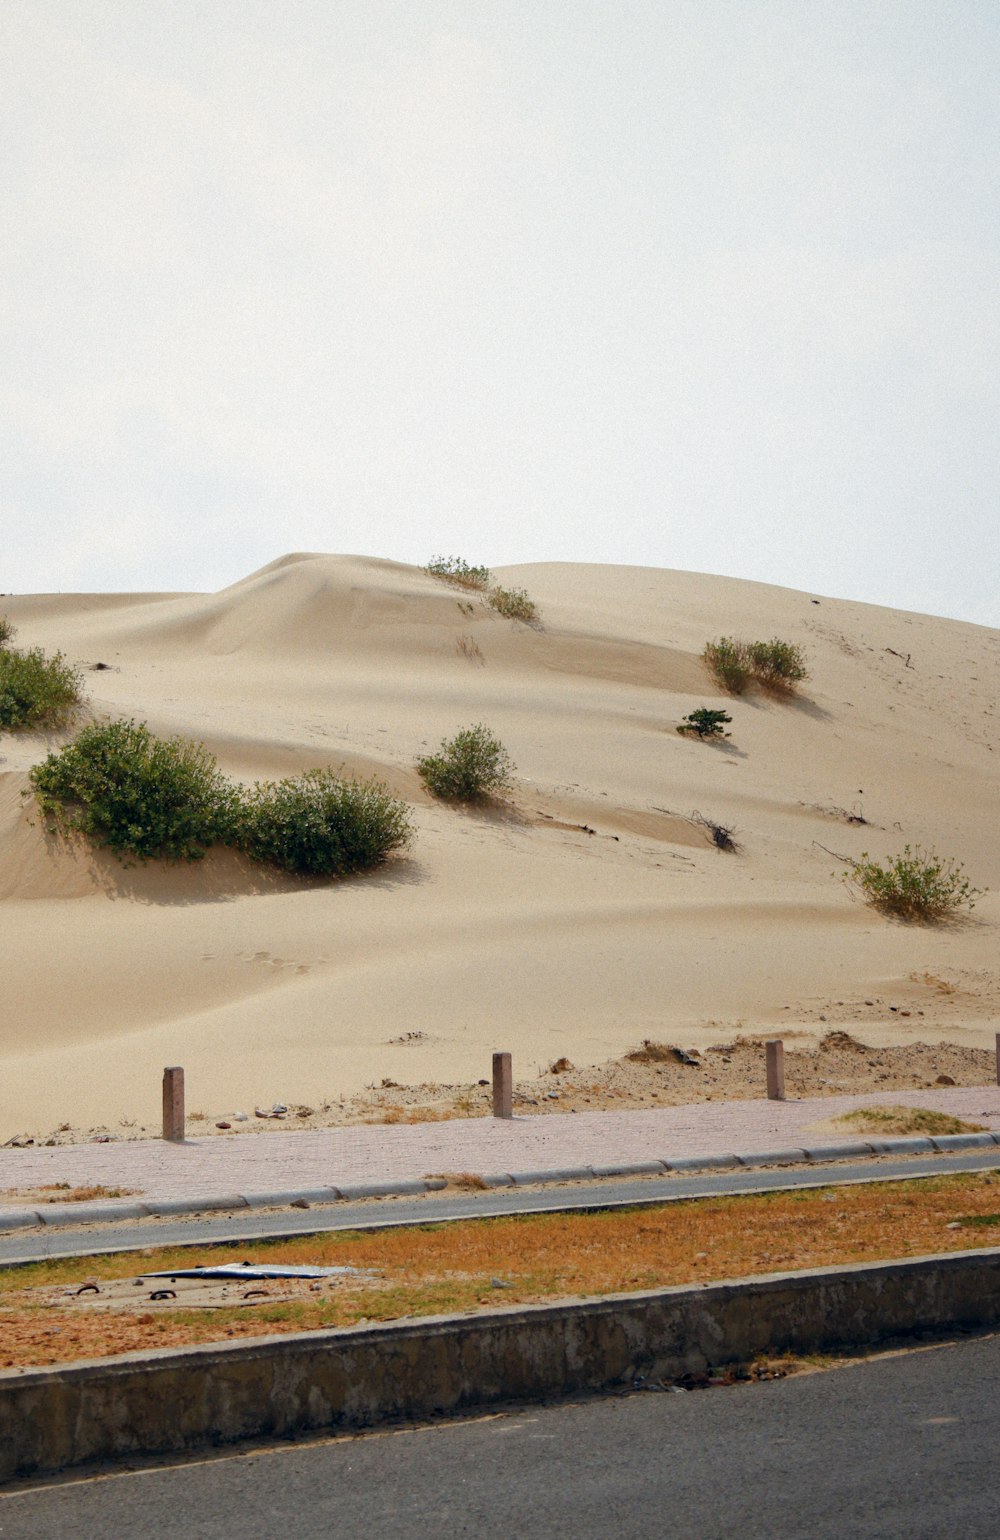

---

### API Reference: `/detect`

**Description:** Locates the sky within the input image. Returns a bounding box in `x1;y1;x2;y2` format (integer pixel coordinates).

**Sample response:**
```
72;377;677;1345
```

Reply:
3;1;998;626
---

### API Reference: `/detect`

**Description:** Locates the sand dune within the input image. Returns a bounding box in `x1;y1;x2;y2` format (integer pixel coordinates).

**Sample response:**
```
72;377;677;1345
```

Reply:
1;555;997;1134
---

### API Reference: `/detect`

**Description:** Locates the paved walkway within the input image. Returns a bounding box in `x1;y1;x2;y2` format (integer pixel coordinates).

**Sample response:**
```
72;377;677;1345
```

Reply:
2;1086;1000;1220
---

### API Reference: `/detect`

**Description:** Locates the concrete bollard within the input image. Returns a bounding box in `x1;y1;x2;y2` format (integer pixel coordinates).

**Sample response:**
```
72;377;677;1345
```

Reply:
765;1040;785;1101
162;1066;185;1142
492;1051;513;1119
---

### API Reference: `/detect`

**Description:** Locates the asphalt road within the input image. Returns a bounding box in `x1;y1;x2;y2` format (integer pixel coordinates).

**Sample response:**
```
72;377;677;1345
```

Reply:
1;1149;998;1265
2;1331;997;1538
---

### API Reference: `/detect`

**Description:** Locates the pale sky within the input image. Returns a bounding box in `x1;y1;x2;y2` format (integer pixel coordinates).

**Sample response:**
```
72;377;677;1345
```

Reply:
3;1;998;625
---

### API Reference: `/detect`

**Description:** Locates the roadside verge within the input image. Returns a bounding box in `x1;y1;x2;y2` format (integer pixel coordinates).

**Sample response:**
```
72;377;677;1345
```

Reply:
3;1245;1000;1482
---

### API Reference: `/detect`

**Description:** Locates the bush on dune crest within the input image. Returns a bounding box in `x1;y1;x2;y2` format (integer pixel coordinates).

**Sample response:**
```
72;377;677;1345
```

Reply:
426;556;491;590
426;556;539;623
31;721;413;876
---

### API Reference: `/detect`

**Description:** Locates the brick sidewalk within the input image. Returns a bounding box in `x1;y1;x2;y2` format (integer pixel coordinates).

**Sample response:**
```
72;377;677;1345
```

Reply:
2;1085;1000;1214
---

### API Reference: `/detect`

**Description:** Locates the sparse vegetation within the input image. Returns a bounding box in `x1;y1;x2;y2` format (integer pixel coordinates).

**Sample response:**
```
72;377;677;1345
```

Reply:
704;636;807;695
747;638;808;689
234;769;412;877
488;584;537;623
845;846;983;922
703;637;751;693
691;810;738;852
6;1170;1000;1369
835;1106;986;1137
0;644;84;730
426;556;491;590
30;719;237;862
0;616;16;647
456;634;484;664
677;708;732;739
417;723;514;802
32;721;413;878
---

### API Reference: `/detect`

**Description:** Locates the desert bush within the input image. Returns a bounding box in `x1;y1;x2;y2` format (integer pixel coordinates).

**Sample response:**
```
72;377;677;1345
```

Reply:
488;584;537;623
747;638;808;689
677;708;732;739
417;723;514;801
844;845;983;921
704;635;807;694
235;769;413;877
426;556;491;590
0;645;83;729
30;719;237;862
0;617;16;647
703;637;752;693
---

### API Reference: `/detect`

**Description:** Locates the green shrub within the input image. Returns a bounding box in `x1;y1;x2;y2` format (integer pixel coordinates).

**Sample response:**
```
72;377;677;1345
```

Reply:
677;708;732;739
0;645;83;729
747;638;808;689
704;635;807;694
30;719;237;862
703;637;751;694
488;584;537;623
426;556;491;590
0;617;16;647
417;723;514;801
235;770;413;876
844;846;984;921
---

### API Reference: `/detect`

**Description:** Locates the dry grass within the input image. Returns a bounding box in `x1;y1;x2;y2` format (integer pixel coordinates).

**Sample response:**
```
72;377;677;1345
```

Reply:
425;1171;489;1191
834;1106;985;1137
4;1171;1000;1369
456;634;485;664
0;1184;138;1204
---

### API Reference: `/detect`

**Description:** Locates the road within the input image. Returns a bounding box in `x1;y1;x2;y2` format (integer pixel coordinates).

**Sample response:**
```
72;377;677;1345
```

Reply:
1;1331;997;1537
1;1149;998;1265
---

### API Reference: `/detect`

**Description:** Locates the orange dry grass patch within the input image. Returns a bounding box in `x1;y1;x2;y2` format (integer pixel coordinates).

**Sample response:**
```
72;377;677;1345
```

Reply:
4;1171;1000;1369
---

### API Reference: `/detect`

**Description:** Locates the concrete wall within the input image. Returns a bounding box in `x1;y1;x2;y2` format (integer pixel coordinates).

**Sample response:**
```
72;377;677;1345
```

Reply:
3;1246;1000;1481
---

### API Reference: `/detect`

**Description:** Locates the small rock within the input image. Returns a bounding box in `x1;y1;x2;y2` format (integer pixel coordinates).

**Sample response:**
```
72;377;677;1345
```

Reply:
216;1121;232;1130
290;1198;310;1209
491;1278;513;1289
864;1000;874;1006
233;1111;249;1122
477;1079;488;1086
271;1103;288;1115
935;1074;956;1086
946;1221;962;1230
546;1092;559;1100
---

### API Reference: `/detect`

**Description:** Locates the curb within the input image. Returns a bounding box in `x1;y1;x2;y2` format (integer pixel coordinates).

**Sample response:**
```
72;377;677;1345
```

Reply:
4;1245;1000;1482
1;1134;998;1234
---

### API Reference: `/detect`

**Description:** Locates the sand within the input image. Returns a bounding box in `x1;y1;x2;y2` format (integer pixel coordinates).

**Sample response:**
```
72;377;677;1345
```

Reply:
1;554;997;1139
